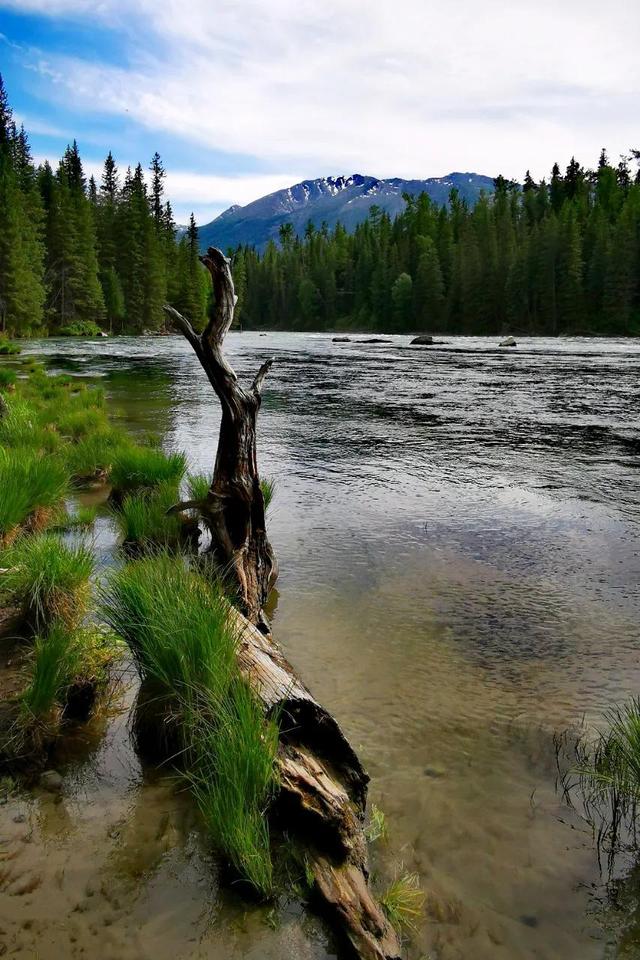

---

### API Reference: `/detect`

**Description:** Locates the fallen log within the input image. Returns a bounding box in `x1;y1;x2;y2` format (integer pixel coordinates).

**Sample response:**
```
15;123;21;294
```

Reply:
233;610;401;960
162;250;401;960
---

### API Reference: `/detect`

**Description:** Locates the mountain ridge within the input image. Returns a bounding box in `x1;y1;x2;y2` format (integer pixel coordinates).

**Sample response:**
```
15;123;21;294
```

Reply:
198;171;495;252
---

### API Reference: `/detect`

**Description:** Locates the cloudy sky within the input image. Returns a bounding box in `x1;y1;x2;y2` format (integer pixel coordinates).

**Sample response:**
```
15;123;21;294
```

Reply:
1;0;638;223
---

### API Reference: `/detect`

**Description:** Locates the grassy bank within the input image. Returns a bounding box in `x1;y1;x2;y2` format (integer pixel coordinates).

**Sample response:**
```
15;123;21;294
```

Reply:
0;356;280;895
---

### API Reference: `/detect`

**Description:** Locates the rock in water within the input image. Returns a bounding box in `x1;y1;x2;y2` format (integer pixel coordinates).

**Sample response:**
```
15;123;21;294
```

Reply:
40;770;63;794
499;336;517;347
332;336;351;342
411;335;434;345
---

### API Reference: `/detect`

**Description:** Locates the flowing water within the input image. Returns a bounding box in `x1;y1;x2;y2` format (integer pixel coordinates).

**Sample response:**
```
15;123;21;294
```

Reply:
2;333;640;960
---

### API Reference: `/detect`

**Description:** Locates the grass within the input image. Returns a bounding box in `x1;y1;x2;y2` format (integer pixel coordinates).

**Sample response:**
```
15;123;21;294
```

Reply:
0;338;20;355
0;368;17;390
187;472;211;503
0;532;95;630
261;477;276;511
65;427;132;483
19;622;83;721
0;622;120;757
365;803;388;843
110;446;187;497
112;483;184;547
100;552;279;896
57;406;107;441
573;699;640;856
100;553;238;705
380;870;425;936
0;449;68;539
189;680;280;897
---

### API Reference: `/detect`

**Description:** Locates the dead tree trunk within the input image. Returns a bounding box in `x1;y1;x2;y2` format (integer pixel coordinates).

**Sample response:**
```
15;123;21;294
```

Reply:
163;250;401;960
163;247;277;627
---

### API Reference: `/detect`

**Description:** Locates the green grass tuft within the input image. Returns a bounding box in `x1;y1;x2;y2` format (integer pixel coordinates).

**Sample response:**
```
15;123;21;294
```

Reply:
0;368;17;390
110;447;187;497
187;472;211;503
100;553;237;704
575;698;640;846
112;483;184;547
57;406;107;441
20;623;121;728
0;449;68;538
380;870;425;936
20;622;82;721
189;680;280;897
0;532;95;630
260;476;276;512
0;339;20;355
65;428;132;483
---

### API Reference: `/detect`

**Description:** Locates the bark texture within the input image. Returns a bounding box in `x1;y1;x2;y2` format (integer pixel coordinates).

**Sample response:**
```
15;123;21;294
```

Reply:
163;247;277;626
231;609;401;960
164;250;401;960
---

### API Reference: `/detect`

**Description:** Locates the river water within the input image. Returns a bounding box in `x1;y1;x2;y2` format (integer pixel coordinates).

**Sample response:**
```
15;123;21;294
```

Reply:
2;333;640;960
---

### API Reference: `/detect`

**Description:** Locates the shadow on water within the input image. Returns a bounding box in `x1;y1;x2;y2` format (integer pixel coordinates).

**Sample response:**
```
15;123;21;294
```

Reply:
3;332;639;959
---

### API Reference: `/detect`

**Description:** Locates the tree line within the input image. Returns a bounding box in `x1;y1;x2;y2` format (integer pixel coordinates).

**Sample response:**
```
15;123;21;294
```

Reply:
234;152;640;336
0;75;207;337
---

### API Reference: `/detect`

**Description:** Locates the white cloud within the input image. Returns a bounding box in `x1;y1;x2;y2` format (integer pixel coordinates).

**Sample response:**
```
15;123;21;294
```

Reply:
6;0;640;189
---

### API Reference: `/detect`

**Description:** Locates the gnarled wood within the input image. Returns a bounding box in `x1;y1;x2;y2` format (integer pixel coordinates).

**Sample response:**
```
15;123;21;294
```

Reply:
163;248;277;626
233;610;401;960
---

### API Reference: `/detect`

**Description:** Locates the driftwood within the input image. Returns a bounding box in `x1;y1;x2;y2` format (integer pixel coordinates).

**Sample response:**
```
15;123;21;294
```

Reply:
163;248;276;627
162;250;401;960
233;610;401;960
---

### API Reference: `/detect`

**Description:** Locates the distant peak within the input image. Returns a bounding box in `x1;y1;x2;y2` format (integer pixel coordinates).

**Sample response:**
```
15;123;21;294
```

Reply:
216;203;242;221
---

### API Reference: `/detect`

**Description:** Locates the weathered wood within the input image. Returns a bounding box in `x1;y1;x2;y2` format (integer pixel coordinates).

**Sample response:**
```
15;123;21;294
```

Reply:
164;252;401;960
233;610;401;960
163;247;277;626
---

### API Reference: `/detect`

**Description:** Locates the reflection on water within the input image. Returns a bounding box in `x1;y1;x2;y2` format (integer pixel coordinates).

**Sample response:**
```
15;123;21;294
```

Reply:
2;333;640;959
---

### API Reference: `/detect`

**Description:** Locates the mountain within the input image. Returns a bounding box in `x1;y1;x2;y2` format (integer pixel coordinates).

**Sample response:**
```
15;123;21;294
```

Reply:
198;172;496;252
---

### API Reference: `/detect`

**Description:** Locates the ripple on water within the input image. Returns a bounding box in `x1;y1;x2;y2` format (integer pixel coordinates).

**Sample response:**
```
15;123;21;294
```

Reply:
7;332;640;960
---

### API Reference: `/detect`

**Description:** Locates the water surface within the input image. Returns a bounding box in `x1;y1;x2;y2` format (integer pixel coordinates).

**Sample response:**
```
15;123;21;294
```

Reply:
2;333;640;959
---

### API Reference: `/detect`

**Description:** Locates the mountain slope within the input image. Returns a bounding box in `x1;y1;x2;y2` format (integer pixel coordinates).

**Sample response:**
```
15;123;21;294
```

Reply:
198;172;495;252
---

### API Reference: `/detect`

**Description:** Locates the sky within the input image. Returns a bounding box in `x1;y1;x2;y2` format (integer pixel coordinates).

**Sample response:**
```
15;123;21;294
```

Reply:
1;0;639;224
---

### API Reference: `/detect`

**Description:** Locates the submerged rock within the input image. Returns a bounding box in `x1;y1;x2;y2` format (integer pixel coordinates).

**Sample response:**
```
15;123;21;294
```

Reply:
332;336;351;342
499;336;517;347
39;770;63;794
411;335;434;345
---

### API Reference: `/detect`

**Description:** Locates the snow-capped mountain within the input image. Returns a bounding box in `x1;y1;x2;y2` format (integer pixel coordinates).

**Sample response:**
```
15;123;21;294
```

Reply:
198;172;495;252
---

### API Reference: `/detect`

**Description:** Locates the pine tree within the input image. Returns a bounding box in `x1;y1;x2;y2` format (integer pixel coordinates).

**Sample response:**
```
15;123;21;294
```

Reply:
414;237;444;330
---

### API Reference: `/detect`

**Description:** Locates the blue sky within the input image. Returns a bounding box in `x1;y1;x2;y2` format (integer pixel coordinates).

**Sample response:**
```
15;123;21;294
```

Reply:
1;0;638;224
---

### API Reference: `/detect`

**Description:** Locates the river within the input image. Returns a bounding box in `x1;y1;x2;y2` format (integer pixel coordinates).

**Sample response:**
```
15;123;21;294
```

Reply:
2;333;640;960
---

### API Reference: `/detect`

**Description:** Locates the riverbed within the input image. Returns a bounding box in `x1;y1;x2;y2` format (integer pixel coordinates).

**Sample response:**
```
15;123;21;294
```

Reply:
2;333;639;959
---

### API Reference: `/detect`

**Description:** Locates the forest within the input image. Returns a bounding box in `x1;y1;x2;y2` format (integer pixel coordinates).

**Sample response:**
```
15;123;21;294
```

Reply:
0;75;208;338
236;154;640;336
1;70;639;339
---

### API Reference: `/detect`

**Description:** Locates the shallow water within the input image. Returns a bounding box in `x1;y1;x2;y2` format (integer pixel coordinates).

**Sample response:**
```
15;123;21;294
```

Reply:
2;333;640;959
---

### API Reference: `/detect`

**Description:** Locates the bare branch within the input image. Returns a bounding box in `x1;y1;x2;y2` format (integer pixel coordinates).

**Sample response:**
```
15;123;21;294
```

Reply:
166;498;208;516
162;304;201;353
252;356;275;397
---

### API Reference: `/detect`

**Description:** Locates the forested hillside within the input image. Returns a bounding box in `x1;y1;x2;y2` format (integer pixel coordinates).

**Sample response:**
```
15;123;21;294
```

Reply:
235;155;640;335
0;75;207;337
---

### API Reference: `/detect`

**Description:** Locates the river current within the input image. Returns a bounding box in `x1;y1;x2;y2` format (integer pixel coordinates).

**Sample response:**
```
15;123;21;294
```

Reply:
2;333;639;960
